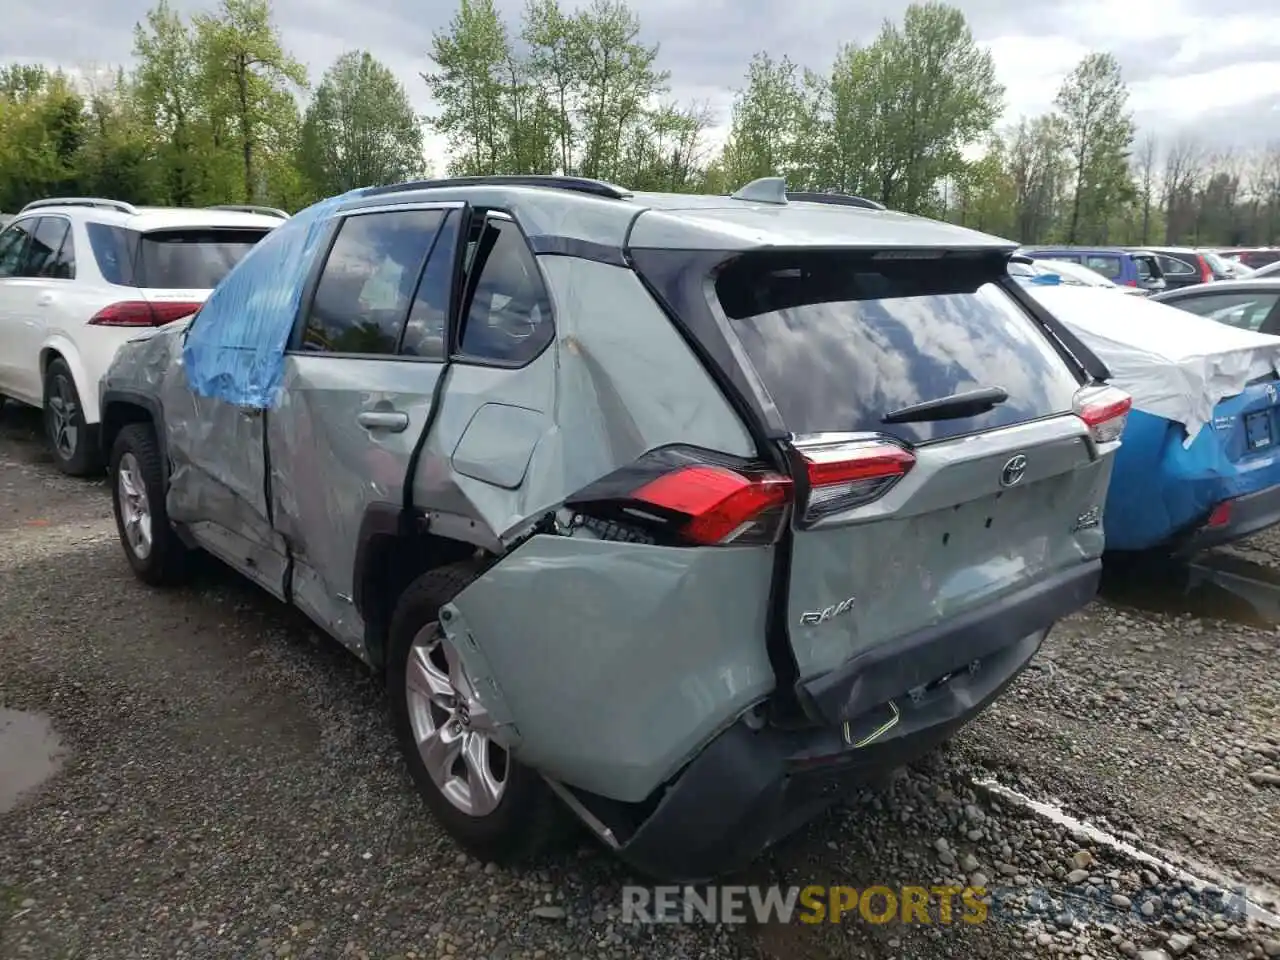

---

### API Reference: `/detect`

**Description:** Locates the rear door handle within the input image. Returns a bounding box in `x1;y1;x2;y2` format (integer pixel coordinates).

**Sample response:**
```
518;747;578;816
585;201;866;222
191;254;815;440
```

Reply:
357;410;409;433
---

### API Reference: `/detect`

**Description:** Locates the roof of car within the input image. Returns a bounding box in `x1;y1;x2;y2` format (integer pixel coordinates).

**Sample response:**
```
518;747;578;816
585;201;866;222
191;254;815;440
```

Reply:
1023;245;1150;256
13;198;285;232
337;176;1016;254
1153;277;1280;299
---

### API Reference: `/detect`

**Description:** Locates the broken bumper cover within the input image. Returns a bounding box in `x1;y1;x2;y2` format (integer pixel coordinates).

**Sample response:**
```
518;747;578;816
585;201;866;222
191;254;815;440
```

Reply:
615;561;1102;882
1174;483;1280;555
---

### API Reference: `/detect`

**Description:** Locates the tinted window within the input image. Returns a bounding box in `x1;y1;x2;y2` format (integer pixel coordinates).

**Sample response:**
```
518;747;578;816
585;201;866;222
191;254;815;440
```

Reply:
1158;254;1196;276
400;210;459;360
0;220;33;278
715;252;1082;445
23;217;72;278
457;217;553;365
1084;255;1122;279
1170;291;1280;332
302;209;443;355
138;228;270;289
86;222;138;285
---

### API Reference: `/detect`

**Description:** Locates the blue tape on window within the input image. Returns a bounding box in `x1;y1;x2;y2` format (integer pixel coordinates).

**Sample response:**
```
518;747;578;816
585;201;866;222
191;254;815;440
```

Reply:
182;189;363;408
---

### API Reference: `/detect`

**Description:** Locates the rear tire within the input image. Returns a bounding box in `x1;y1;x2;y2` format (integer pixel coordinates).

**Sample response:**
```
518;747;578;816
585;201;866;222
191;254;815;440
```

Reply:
387;563;565;865
109;423;192;586
43;358;101;477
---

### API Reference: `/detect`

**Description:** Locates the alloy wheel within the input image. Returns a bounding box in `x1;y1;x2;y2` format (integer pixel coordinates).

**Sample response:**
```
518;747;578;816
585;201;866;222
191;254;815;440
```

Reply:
47;374;79;460
404;625;509;816
116;452;154;560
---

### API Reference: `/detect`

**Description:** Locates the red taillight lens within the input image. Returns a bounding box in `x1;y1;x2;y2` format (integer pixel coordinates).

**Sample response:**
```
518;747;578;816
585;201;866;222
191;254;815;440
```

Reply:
89;301;202;327
1197;256;1213;283
1073;384;1132;443
1123;279;1138;287
1207;501;1232;528
633;465;792;544
795;439;916;521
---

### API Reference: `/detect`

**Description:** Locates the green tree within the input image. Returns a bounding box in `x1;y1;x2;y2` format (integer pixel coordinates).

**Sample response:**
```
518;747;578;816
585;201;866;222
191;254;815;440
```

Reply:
423;0;512;176
134;0;204;204
301;51;426;195
193;0;308;203
1006;114;1068;243
719;53;808;189
1054;52;1135;243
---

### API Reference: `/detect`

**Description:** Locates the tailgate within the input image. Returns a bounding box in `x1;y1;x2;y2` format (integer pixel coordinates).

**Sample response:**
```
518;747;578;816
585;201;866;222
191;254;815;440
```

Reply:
707;248;1124;688
787;416;1110;682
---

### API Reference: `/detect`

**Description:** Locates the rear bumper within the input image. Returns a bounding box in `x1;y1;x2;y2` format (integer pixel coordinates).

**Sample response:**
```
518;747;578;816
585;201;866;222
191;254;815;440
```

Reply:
614;561;1101;881
1174;483;1280;555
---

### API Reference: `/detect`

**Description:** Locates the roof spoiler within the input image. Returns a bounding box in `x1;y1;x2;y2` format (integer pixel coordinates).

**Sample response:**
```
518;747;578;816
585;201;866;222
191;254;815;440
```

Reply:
207;204;290;219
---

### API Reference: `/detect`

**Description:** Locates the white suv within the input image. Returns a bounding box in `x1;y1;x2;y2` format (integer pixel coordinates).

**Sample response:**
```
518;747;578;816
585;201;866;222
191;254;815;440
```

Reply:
0;197;284;475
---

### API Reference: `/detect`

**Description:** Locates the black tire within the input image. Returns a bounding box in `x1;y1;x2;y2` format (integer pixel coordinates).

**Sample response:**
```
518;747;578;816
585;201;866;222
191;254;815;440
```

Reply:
387;563;565;865
109;423;192;586
43;357;101;477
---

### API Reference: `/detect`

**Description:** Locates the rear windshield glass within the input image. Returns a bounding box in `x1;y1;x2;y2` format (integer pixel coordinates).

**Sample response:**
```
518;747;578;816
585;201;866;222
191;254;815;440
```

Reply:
138;229;269;289
714;252;1082;446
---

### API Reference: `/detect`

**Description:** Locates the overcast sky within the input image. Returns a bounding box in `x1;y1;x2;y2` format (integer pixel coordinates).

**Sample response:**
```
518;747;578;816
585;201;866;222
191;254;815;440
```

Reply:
7;0;1280;171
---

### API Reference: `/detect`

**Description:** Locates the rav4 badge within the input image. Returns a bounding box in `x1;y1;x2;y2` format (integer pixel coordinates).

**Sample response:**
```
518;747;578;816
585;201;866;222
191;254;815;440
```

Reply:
799;596;856;626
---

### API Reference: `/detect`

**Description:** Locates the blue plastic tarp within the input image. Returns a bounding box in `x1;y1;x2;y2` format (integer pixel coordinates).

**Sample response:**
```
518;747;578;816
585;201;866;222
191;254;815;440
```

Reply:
182;189;362;409
1105;386;1280;550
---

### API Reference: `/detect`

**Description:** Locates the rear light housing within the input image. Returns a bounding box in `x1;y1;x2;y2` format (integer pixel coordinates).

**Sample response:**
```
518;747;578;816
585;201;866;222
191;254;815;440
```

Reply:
1197;255;1214;284
1073;384;1132;444
792;436;916;523
88;300;202;327
1206;501;1232;528
563;446;792;546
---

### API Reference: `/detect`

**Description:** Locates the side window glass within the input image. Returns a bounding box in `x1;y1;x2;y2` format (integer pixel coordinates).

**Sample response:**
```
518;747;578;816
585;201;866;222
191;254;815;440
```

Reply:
1133;257;1153;281
0;220;34;278
400;210;459;360
1159;256;1194;276
457;217;554;365
86;222;137;285
1085;255;1122;279
301;208;443;355
25;217;71;278
1179;293;1280;331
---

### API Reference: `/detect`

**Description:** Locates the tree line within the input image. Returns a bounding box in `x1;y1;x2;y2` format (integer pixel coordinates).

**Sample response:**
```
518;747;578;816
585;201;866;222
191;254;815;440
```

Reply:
2;0;1278;248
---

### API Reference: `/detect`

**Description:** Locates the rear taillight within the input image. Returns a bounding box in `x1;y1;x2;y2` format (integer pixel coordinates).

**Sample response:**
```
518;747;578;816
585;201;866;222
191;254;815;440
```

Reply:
1207;501;1232;528
1123;278;1138;287
1197;256;1214;283
794;438;916;522
564;447;793;546
89;301;202;327
1073;384;1132;443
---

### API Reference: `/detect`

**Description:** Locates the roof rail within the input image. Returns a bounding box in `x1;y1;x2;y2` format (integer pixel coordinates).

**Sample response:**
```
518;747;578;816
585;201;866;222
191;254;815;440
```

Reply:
360;175;633;201
786;191;886;211
207;204;290;219
19;197;139;216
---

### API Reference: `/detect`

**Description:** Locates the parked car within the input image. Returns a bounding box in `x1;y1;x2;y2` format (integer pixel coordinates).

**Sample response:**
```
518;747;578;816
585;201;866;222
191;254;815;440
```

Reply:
99;175;1127;881
1021;246;1167;293
1027;284;1280;555
1031;258;1149;295
1250;259;1280;279
1150;279;1280;333
1226;247;1280;270
1134;246;1232;290
0;197;284;475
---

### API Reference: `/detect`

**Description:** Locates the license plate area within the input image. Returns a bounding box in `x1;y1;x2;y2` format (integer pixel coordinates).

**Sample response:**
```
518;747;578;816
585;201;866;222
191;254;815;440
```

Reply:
1246;410;1273;451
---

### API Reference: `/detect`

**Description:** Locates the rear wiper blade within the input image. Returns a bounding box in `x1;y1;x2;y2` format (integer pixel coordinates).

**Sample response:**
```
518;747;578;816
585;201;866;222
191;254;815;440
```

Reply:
881;386;1009;424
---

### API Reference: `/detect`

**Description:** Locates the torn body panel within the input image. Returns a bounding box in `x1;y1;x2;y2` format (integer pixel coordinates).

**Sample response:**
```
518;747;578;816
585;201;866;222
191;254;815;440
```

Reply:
410;256;757;545
439;534;777;802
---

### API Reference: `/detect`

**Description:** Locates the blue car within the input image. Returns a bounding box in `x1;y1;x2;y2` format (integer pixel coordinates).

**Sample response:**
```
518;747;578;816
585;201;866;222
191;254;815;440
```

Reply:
1021;247;1168;295
1024;284;1280;555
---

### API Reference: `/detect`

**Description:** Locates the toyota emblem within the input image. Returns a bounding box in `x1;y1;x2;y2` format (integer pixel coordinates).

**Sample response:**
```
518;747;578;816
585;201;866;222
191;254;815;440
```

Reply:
1000;454;1028;487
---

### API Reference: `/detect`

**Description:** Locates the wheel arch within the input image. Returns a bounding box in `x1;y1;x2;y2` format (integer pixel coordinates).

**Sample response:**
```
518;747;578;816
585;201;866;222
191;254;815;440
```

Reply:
100;390;167;478
39;337;97;423
353;502;488;672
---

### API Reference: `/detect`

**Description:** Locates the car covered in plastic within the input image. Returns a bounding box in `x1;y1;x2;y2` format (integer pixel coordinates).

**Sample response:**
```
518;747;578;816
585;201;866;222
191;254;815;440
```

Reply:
1026;285;1280;554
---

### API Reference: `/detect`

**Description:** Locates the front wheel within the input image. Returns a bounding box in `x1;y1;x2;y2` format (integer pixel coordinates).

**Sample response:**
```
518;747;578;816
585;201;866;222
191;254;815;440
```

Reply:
109;423;192;586
43;358;101;477
387;563;565;865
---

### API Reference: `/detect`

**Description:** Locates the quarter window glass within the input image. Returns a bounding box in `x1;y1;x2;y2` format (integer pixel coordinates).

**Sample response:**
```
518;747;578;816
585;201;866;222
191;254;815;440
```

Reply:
457;218;553;365
301;209;444;355
1084;256;1122;279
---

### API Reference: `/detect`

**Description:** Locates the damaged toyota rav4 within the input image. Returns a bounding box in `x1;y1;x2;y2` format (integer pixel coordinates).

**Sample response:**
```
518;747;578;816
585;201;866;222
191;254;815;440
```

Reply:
98;175;1128;881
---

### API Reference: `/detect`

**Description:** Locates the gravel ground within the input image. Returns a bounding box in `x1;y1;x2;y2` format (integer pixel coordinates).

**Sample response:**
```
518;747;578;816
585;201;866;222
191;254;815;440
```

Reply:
2;399;1279;960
